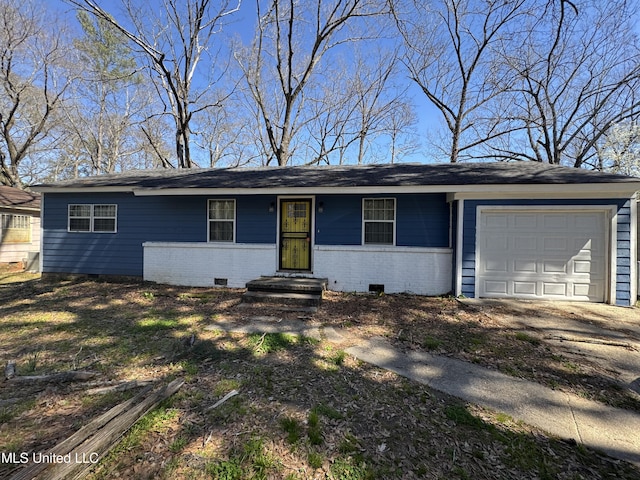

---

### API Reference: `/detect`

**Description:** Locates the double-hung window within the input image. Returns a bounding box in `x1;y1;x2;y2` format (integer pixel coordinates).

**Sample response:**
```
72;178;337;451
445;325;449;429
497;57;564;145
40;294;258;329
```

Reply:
208;199;235;242
0;214;31;243
68;204;117;232
363;198;395;245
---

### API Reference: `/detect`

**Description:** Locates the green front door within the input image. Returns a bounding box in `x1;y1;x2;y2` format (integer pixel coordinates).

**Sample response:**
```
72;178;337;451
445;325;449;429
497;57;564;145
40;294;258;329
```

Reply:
280;199;312;270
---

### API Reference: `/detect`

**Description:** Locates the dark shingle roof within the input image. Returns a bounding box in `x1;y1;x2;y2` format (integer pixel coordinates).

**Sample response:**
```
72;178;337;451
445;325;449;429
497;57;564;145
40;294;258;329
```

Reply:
0;186;41;210
34;162;640;190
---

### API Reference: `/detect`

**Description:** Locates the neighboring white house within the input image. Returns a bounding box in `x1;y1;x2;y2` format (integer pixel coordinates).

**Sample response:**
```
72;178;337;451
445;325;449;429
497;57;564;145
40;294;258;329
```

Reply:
0;186;41;269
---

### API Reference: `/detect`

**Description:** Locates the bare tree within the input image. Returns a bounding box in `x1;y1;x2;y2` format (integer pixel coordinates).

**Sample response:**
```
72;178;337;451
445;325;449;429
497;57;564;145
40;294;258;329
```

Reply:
236;0;388;166
61;11;151;176
496;0;640;167
383;100;419;164
67;0;241;168
596;120;640;176
391;0;530;163
0;0;73;187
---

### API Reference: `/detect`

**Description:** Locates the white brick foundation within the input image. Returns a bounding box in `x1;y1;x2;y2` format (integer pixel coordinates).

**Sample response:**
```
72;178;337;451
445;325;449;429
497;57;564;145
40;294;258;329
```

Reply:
143;242;453;295
143;242;277;287
313;245;453;295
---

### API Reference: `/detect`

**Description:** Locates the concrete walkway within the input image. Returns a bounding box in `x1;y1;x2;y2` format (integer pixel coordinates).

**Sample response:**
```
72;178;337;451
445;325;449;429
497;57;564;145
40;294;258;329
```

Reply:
207;316;640;467
346;336;640;468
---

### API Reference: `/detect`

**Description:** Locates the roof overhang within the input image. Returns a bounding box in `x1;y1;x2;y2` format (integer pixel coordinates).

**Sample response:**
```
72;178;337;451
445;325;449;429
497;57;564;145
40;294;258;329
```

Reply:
33;183;640;199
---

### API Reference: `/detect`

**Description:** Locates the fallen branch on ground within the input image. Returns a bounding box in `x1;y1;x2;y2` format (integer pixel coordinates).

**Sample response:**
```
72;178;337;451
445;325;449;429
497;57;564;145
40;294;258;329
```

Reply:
84;379;156;396
205;389;240;412
7;371;98;384
546;335;636;350
9;378;184;480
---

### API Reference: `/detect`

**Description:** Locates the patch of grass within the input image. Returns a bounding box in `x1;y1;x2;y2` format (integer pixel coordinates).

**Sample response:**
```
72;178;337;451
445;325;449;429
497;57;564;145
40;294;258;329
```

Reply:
280;417;303;444
563;361;580;372
0;399;36;424
495;412;513;424
205;459;244;479
444;404;487;430
329;457;372;480
205;437;278;479
141;291;155;300
452;465;470;479
338;433;362;455
213;378;242;397
241;437;278;478
169;435;187;453
308;451;324;469
422;335;442;350
133;317;180;332
329;349;347;366
25;350;40;373
313;403;344;420
503;434;558;479
515;332;540;345
248;332;298;354
467;335;487;348
179;360;198;376
307;410;323;446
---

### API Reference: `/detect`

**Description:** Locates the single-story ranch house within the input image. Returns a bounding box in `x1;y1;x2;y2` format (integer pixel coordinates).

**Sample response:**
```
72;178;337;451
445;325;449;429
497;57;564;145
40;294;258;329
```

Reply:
33;162;640;305
0;185;41;269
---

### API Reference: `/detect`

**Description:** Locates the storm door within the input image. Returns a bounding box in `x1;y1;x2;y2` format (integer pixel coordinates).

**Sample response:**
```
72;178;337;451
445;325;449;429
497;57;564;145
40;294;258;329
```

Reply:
279;199;312;270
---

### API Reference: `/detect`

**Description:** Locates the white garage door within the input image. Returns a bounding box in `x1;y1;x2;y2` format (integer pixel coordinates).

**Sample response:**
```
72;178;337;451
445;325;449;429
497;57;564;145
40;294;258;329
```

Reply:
477;209;608;302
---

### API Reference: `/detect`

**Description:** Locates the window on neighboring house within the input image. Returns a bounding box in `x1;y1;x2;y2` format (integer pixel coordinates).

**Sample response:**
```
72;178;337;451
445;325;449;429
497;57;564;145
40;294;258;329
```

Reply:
208;199;235;242
0;214;31;243
68;204;117;232
363;198;395;245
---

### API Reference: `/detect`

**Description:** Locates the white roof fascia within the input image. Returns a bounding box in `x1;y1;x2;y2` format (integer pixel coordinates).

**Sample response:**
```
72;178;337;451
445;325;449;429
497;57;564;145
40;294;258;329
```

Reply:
33;183;640;197
133;183;640;197
32;186;136;194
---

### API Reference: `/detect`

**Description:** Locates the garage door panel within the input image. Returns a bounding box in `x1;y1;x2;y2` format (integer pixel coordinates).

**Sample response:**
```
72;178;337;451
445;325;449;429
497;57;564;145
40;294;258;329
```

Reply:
514;214;538;228
543;214;570;229
542;282;567;296
543;237;568;251
543;260;567;273
574;283;600;297
484;280;508;295
481;236;508;251
514;259;537;273
484;259;508;272
514;281;536;295
478;210;607;302
484;214;509;229
513;236;537;251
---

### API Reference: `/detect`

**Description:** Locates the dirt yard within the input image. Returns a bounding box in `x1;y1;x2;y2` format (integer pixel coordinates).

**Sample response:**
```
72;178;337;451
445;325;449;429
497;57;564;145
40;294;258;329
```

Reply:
1;270;639;479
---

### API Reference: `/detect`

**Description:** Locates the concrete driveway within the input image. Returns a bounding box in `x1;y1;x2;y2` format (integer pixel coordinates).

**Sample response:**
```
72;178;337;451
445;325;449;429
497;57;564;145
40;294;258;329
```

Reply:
460;299;640;394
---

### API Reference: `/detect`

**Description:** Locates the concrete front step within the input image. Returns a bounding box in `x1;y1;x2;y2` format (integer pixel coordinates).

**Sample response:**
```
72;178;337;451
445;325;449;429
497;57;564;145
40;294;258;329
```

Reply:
246;276;327;294
242;276;327;308
242;290;323;307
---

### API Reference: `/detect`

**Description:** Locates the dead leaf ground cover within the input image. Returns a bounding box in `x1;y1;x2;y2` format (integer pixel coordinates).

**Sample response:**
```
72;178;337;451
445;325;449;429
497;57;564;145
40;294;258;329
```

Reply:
0;269;638;479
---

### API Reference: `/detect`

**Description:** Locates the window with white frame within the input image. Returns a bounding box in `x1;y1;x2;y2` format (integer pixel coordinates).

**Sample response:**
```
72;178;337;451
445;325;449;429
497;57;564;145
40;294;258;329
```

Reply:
363;198;395;245
68;204;117;232
0;214;31;243
208;199;235;242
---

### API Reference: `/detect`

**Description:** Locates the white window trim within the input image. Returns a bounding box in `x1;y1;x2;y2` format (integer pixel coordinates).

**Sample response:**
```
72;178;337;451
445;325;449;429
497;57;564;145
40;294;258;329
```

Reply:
68;204;117;233
208;199;236;243
1;213;30;230
362;197;396;246
0;213;31;243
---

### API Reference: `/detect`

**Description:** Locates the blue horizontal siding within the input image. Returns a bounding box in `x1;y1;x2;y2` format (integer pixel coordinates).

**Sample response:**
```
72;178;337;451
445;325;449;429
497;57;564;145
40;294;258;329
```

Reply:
43;191;452;277
315;193;450;247
42;193;277;276
315;195;361;245
459;198;634;305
